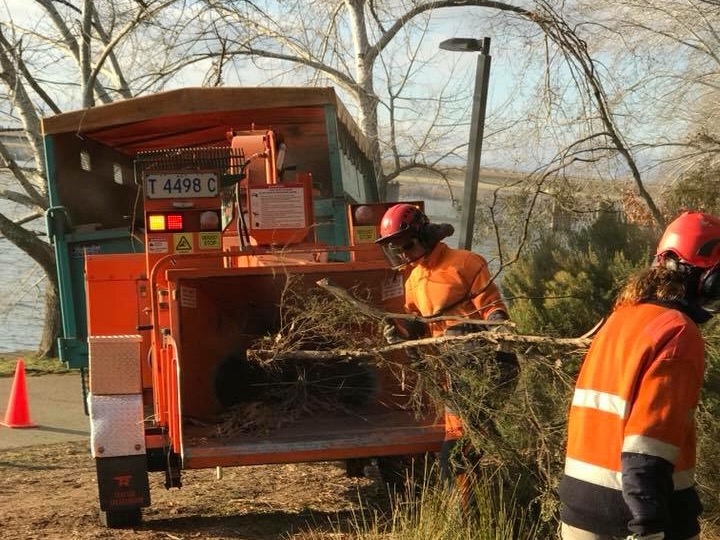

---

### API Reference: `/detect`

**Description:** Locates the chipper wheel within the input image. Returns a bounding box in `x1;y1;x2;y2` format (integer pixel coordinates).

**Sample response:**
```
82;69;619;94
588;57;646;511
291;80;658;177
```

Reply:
99;507;142;528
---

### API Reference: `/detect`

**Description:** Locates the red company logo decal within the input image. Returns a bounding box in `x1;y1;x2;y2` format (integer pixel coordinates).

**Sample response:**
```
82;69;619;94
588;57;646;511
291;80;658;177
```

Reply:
113;475;132;488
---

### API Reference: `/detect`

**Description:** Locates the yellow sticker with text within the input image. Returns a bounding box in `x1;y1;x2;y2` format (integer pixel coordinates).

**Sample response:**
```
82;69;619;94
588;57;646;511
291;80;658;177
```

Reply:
354;225;377;244
199;232;221;250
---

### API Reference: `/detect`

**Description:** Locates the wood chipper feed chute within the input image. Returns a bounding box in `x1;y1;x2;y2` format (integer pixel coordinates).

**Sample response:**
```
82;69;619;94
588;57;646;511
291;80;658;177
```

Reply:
155;259;445;469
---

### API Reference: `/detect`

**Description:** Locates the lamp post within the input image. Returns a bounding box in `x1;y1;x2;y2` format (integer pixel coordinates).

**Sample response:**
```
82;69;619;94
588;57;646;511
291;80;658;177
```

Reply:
439;37;492;251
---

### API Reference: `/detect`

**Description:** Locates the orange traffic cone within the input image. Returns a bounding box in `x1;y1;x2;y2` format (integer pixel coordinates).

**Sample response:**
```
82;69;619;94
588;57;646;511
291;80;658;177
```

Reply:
1;359;37;428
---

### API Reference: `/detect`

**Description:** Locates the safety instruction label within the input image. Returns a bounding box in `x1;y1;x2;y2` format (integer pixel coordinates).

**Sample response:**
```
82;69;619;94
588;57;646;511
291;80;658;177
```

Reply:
198;232;221;250
147;236;169;254
173;233;193;254
381;274;404;300
249;186;306;229
180;286;197;309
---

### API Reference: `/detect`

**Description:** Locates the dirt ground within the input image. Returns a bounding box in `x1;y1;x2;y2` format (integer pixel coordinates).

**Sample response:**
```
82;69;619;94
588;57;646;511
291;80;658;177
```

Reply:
0;440;395;540
0;361;402;540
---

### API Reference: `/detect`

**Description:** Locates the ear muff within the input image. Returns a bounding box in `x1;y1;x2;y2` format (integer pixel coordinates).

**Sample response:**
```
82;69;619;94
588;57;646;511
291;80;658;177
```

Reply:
699;263;720;300
653;252;681;271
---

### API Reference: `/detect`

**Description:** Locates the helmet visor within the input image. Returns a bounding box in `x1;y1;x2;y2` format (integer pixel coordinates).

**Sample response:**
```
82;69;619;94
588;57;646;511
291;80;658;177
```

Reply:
379;237;423;269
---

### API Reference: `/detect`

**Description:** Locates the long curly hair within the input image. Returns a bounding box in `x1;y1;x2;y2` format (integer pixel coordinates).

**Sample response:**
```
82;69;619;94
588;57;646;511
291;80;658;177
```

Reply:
614;267;688;309
421;222;455;250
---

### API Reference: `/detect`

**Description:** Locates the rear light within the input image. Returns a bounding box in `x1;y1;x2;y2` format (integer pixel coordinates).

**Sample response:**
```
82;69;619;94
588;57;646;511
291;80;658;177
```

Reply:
166;214;183;231
148;213;184;232
148;214;166;231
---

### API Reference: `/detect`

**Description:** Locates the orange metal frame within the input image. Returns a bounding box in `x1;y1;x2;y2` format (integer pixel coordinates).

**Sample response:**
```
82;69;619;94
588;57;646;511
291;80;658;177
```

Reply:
144;249;446;464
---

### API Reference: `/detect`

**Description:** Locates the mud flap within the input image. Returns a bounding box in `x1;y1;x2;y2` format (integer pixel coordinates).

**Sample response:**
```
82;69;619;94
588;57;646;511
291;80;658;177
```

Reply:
96;455;150;512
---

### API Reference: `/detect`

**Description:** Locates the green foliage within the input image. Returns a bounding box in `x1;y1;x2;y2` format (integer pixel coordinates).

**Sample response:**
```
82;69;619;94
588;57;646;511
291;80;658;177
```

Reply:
661;160;720;219
697;318;720;517
297;467;541;540
398;339;581;538
502;208;655;336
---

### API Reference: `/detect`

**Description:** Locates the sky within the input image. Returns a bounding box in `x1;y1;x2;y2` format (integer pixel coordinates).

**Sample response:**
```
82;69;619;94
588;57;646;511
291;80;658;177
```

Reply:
0;0;703;183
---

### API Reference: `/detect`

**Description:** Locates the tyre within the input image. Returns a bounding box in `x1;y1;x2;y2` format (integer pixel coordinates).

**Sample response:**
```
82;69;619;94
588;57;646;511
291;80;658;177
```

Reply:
99;507;142;528
377;453;434;497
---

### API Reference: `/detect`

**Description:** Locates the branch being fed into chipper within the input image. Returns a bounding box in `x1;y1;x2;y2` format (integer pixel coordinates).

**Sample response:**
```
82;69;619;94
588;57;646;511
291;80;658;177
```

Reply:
315;278;512;329
313;278;593;353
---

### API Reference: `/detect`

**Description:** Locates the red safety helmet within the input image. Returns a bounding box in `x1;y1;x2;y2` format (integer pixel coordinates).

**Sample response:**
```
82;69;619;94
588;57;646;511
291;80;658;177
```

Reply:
656;211;720;268
655;211;720;308
375;204;429;269
376;204;428;244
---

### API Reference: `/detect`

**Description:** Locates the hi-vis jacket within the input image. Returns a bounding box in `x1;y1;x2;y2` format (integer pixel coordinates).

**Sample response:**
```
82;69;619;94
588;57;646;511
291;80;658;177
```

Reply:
559;301;706;539
403;241;507;440
403;242;506;338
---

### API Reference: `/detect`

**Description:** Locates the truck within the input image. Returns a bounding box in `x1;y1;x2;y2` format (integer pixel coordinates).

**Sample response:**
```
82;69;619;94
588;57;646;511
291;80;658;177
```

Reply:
42;87;448;527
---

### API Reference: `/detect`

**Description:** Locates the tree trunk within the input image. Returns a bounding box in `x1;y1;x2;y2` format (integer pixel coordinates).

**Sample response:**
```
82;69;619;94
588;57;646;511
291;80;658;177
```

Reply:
0;213;60;357
37;279;60;358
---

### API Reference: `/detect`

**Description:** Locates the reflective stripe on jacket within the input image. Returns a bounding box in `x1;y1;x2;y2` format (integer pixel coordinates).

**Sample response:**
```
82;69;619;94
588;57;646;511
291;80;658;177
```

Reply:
559;301;704;539
404;242;506;337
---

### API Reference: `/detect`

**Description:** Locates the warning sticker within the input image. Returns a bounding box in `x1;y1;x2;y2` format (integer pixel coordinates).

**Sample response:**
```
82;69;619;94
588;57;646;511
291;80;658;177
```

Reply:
173;233;193;254
353;226;377;244
147;236;169;254
381;274;405;301
198;232;221;250
180;286;197;309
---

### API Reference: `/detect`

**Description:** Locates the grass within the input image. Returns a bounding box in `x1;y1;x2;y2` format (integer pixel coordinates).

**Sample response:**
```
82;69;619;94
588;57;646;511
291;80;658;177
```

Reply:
294;464;542;540
0;351;71;377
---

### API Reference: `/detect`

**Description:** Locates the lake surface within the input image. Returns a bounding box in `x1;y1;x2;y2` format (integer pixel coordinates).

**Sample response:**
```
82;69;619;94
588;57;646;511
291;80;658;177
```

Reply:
0;181;466;354
0;177;46;353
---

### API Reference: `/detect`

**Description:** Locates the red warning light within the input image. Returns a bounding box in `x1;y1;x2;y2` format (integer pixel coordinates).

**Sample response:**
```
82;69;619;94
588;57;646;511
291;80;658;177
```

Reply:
166;214;184;231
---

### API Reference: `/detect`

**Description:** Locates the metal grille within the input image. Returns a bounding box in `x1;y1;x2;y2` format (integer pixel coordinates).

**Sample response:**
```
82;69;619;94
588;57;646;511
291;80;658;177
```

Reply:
133;146;246;181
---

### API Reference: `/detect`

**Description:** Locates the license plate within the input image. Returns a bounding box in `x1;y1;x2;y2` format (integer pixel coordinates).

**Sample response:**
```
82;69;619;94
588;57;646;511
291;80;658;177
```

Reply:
144;171;219;199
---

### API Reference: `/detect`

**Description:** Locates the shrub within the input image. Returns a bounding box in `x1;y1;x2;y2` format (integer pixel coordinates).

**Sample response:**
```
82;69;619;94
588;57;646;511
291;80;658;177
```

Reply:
502;206;654;336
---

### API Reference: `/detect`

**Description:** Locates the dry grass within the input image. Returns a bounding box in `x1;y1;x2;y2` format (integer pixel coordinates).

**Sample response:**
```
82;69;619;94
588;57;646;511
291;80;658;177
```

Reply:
260;280;720;538
0;352;70;377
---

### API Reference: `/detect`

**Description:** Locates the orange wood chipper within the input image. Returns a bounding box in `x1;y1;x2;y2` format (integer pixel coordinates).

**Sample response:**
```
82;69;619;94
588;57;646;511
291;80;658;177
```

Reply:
42;87;446;527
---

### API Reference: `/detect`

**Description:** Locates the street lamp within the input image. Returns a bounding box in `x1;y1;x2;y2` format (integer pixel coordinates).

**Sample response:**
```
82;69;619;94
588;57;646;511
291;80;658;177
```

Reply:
439;37;492;251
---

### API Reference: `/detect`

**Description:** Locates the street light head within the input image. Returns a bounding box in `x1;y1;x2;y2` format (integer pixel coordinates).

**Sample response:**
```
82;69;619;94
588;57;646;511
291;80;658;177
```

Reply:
439;38;485;52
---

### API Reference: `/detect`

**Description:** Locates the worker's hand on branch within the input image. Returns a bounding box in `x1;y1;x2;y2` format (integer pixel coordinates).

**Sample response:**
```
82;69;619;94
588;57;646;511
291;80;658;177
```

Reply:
487;311;516;352
383;322;405;344
383;318;428;344
485;311;521;386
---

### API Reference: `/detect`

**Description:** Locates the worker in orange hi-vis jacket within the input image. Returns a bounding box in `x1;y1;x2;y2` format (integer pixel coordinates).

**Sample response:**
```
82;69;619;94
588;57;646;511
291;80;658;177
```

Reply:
559;211;720;540
374;203;520;490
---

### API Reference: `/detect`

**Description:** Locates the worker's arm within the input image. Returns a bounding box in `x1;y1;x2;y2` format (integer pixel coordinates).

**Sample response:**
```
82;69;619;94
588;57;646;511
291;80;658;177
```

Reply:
462;253;507;321
621;350;704;537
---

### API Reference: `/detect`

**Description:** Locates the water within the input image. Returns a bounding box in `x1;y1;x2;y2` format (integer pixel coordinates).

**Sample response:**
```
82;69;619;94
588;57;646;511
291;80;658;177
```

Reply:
0;180;465;354
0;187;45;353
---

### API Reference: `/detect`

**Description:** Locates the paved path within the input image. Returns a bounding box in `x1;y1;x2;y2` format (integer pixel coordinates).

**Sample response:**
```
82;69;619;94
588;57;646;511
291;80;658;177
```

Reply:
0;372;90;449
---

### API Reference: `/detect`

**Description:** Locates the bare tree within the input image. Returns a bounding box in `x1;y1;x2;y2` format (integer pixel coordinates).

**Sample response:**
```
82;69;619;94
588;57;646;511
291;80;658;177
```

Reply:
194;1;703;227
196;0;535;198
0;0;193;355
3;0;720;355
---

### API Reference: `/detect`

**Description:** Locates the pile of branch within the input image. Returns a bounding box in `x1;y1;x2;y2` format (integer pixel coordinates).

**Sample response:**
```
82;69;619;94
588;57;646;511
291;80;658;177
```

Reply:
211;278;593;442
211;281;384;436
